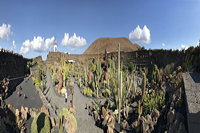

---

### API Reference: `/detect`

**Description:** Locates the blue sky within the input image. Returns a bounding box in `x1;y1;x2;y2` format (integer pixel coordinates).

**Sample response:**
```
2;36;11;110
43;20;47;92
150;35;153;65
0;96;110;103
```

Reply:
0;0;200;59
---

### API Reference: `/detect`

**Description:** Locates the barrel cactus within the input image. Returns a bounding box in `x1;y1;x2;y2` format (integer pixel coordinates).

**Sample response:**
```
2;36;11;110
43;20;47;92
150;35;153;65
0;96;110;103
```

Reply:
31;112;51;133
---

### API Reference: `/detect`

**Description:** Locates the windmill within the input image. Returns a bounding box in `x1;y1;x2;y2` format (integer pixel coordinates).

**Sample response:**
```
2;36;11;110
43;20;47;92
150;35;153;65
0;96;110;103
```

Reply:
54;40;57;52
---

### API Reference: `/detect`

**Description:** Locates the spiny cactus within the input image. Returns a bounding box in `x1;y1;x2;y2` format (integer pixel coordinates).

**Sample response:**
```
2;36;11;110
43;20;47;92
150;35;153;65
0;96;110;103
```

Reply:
118;43;121;124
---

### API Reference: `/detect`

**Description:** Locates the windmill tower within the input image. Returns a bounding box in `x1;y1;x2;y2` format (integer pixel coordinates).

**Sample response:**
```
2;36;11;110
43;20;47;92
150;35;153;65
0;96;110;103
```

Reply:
54;41;57;52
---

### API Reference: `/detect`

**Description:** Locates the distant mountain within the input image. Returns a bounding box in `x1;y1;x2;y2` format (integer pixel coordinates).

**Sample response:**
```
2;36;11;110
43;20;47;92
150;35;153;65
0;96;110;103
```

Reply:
83;37;141;54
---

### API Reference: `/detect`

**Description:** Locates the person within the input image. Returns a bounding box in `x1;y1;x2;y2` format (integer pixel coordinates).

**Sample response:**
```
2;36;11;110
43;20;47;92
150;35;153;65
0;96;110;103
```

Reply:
65;92;68;103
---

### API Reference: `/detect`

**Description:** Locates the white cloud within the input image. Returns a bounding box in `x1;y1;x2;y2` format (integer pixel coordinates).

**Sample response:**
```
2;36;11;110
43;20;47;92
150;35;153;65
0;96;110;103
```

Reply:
20;36;55;54
129;25;151;44
61;33;87;47
180;45;189;50
162;43;165;46
0;24;12;40
10;40;16;51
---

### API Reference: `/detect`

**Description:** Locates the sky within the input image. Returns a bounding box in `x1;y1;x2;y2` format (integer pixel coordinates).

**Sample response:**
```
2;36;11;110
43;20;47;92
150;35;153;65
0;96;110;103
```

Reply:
0;0;200;60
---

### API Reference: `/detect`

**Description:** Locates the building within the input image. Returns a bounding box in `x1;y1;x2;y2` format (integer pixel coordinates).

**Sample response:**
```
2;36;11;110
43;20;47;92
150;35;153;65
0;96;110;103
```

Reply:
54;41;57;52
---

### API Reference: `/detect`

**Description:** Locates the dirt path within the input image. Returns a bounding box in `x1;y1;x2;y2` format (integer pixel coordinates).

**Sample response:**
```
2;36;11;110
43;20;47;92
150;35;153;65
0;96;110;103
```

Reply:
45;68;104;133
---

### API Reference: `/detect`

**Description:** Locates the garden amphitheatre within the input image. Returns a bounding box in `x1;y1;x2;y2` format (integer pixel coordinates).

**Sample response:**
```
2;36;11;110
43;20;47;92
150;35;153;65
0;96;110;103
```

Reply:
0;37;200;133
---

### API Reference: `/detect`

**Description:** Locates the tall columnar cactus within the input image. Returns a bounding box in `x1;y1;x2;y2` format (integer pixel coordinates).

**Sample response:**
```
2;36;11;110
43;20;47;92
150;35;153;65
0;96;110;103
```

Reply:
124;73;133;102
142;71;147;101
133;73;137;97
61;56;68;87
84;65;88;86
138;100;142;119
138;71;147;119
118;43;121;124
96;49;100;97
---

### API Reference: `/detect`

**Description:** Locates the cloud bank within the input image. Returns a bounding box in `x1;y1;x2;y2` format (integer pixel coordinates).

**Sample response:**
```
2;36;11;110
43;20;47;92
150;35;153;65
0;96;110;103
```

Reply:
0;24;12;40
20;36;55;54
61;33;87;47
129;25;151;44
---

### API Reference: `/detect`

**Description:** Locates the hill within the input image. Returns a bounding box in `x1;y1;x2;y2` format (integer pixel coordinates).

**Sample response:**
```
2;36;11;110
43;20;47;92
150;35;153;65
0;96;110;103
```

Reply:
83;37;140;54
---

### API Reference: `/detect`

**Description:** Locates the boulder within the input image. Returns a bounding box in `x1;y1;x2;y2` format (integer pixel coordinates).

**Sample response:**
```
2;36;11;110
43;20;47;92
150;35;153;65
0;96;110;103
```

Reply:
17;91;22;97
107;114;115;133
68;105;76;115
101;107;107;119
151;109;160;124
107;126;114;133
93;110;100;122
23;94;27;99
21;106;28;120
15;109;20;122
177;122;187;133
15;109;20;117
167;109;175;125
29;108;37;118
122;120;129;130
132;120;139;128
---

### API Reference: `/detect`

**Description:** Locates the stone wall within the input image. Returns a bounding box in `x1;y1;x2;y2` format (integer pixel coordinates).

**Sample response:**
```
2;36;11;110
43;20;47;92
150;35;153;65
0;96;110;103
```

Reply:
0;49;30;98
46;50;184;70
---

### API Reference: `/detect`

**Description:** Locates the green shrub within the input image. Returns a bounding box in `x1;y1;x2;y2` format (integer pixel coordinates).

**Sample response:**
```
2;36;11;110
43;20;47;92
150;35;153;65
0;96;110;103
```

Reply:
81;87;93;97
58;108;77;133
32;77;42;89
31;112;51;133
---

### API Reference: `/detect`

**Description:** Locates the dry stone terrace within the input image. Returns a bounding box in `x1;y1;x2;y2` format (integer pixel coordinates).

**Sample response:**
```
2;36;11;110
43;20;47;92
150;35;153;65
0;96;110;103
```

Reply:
183;72;200;133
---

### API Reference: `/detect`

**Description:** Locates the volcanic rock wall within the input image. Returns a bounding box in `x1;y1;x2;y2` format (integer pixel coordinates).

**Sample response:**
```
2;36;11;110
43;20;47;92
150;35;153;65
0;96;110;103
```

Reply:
0;49;30;97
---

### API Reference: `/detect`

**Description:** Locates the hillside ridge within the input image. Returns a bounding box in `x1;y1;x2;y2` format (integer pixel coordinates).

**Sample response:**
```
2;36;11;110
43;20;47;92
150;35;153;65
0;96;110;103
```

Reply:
83;37;140;54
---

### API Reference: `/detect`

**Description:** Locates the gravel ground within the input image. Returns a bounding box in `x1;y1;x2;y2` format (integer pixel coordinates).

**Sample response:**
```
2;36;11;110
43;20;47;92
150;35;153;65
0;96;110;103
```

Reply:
5;77;43;109
5;77;43;133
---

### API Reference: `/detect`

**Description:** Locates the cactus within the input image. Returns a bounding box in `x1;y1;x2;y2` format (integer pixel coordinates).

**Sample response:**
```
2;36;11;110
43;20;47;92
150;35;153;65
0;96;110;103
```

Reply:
58;108;77;133
31;112;51;133
57;68;63;94
142;71;147;102
137;71;147;119
138;100;142;119
60;55;68;87
118;43;121;124
133;73;137;97
84;65;88;86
